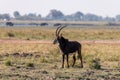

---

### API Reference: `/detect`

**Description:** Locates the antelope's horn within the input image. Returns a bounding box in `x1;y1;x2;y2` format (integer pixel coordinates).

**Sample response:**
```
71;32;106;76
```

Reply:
57;25;67;36
56;25;61;36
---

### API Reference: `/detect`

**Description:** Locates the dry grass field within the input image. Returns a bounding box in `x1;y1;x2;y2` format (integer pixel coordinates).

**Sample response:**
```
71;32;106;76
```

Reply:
0;26;120;40
0;26;120;80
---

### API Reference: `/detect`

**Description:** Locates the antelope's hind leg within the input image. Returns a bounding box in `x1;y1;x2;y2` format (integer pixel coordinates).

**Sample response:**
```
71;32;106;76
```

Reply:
78;49;83;68
72;54;76;67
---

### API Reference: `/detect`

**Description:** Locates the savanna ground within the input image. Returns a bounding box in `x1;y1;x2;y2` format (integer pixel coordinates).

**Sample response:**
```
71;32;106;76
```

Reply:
0;25;120;80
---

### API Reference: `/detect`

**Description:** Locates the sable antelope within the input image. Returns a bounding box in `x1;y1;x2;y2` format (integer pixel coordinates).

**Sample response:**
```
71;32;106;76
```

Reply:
53;26;83;68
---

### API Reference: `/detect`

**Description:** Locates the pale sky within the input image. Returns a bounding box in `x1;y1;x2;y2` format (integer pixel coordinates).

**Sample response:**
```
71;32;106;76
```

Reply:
0;0;120;17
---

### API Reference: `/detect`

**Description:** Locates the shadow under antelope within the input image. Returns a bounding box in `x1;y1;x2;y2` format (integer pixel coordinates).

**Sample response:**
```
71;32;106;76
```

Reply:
53;25;83;68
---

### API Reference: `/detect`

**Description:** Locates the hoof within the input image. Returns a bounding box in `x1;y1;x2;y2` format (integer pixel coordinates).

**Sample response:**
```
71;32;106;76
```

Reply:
62;66;64;68
81;65;83;68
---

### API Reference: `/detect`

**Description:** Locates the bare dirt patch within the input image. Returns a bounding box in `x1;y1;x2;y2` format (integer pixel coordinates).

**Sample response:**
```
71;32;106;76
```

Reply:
1;39;120;44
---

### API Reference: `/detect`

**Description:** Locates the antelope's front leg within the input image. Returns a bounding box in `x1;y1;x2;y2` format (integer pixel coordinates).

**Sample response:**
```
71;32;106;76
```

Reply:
72;54;76;67
66;54;69;68
62;54;65;68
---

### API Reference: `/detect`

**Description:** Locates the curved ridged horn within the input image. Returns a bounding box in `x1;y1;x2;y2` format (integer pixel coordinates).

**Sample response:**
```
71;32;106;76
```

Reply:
55;25;61;36
57;25;67;36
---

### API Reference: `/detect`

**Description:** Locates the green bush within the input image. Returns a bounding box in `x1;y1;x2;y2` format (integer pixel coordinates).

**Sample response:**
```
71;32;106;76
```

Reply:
40;57;49;63
5;60;12;66
88;58;101;69
7;32;15;37
26;62;34;67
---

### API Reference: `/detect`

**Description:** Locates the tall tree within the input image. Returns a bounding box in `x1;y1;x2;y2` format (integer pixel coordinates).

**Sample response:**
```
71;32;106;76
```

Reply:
0;14;10;20
116;15;120;21
71;11;84;21
13;11;21;18
46;9;64;20
83;13;102;21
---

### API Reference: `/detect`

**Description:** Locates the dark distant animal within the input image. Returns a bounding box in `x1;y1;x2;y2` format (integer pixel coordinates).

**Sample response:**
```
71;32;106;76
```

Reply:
53;25;83;68
40;23;48;26
54;23;62;26
6;22;14;26
28;23;39;26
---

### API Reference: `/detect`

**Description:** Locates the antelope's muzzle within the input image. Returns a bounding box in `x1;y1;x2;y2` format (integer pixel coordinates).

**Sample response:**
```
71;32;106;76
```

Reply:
53;39;58;44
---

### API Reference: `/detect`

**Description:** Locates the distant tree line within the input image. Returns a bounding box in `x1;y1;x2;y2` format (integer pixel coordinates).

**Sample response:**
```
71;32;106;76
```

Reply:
1;9;120;21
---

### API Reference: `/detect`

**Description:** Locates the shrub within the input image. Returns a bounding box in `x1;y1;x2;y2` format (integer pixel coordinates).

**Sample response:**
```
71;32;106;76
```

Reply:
7;32;15;37
40;57;49;63
88;58;101;69
5;60;12;66
26;62;34;67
